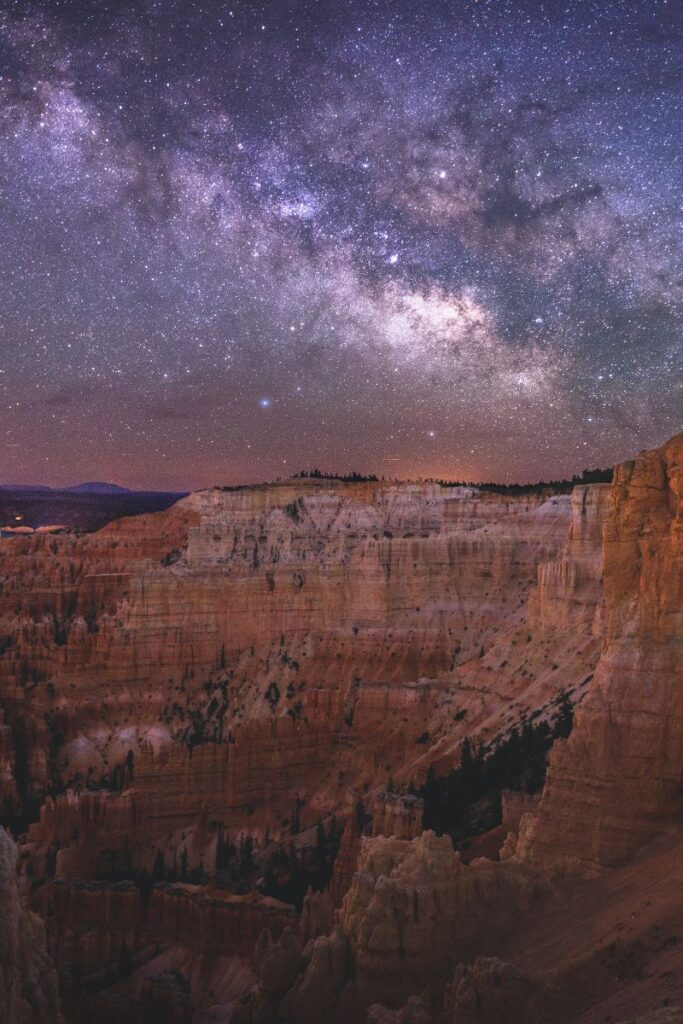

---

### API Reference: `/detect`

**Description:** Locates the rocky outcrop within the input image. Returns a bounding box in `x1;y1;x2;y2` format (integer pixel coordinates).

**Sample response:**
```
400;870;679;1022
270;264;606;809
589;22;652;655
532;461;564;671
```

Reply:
371;791;423;840
0;480;596;820
233;926;358;1024
446;957;553;1023
0;827;62;1024
225;435;683;1024
518;433;683;875
255;928;305;999
339;832;537;1009
367;957;554;1024
2;477;607;914
367;996;433;1024
237;830;540;1020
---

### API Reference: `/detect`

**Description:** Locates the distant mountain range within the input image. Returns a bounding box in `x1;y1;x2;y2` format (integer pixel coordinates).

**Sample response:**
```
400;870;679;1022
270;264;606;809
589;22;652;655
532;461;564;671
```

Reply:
0;482;182;495
0;482;189;532
0;484;52;492
63;481;133;494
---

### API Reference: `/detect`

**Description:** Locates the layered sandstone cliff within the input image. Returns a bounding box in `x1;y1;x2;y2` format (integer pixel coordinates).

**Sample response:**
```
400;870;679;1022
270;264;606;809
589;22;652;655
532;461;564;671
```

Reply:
9;438;681;1021
517;433;683;874
1;477;606;875
229;435;683;1024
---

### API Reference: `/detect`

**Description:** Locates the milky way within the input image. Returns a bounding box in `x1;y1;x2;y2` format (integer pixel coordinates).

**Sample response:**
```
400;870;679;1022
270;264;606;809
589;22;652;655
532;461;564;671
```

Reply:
0;0;681;489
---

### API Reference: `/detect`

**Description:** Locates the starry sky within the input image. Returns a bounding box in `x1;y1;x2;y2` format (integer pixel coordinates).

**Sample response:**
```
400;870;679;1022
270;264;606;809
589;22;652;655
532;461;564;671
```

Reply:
0;0;681;490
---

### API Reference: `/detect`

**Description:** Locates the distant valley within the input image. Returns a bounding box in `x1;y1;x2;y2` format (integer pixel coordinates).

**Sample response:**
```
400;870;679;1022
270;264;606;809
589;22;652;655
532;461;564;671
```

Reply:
0;485;188;533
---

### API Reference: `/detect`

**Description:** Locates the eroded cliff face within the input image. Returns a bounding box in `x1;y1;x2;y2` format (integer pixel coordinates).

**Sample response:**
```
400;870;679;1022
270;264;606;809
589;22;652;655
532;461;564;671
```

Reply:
0;827;62;1024
1;479;603;854
530;483;610;636
225;435;683;1024
0;453;650;1022
517;433;683;875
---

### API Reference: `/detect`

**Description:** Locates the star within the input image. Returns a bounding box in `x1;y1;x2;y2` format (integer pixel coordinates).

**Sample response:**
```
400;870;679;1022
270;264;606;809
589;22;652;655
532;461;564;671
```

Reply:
0;0;677;490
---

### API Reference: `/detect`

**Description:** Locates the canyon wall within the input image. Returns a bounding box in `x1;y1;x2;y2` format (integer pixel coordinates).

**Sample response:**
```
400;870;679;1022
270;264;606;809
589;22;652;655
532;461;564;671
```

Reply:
231;434;683;1024
1;477;606;859
518;432;683;874
0;449;650;1022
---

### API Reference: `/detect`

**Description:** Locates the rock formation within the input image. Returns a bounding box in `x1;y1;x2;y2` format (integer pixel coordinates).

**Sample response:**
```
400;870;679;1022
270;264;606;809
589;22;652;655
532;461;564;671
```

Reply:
339;831;537;1008
0;826;62;1023
1;475;605;906
371;791;424;840
446;957;554;1023
1;433;682;1022
518;432;683;874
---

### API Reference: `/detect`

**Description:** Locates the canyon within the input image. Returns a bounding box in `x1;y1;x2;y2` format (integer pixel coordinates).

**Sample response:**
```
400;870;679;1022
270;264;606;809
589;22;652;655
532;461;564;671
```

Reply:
0;432;681;1023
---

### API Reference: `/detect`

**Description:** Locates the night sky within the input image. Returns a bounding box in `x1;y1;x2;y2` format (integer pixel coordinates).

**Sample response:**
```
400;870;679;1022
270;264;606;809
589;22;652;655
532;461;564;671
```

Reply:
0;1;681;490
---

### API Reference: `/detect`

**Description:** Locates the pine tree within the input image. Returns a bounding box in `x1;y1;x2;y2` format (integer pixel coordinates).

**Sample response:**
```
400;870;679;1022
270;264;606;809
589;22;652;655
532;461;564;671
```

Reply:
238;835;254;878
215;826;230;871
554;689;574;738
290;798;301;836
315;821;327;868
153;849;165;882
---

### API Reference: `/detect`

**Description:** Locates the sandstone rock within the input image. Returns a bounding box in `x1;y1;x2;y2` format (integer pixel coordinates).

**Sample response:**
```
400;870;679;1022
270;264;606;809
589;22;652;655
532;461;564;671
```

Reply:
0;827;62;1024
0;467;627;1020
139;970;192;1024
339;831;537;1008
530;484;610;636
371;791;424;840
367;993;433;1023
254;928;304;998
518;433;683;875
41;879;296;976
279;930;351;1024
299;887;334;944
0;478;595;832
447;957;550;1023
328;818;364;907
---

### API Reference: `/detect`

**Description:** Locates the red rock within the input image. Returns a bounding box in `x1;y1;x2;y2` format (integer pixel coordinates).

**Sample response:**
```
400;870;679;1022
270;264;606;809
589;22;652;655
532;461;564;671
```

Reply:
518;433;683;875
3;435;680;1022
0;827;63;1024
